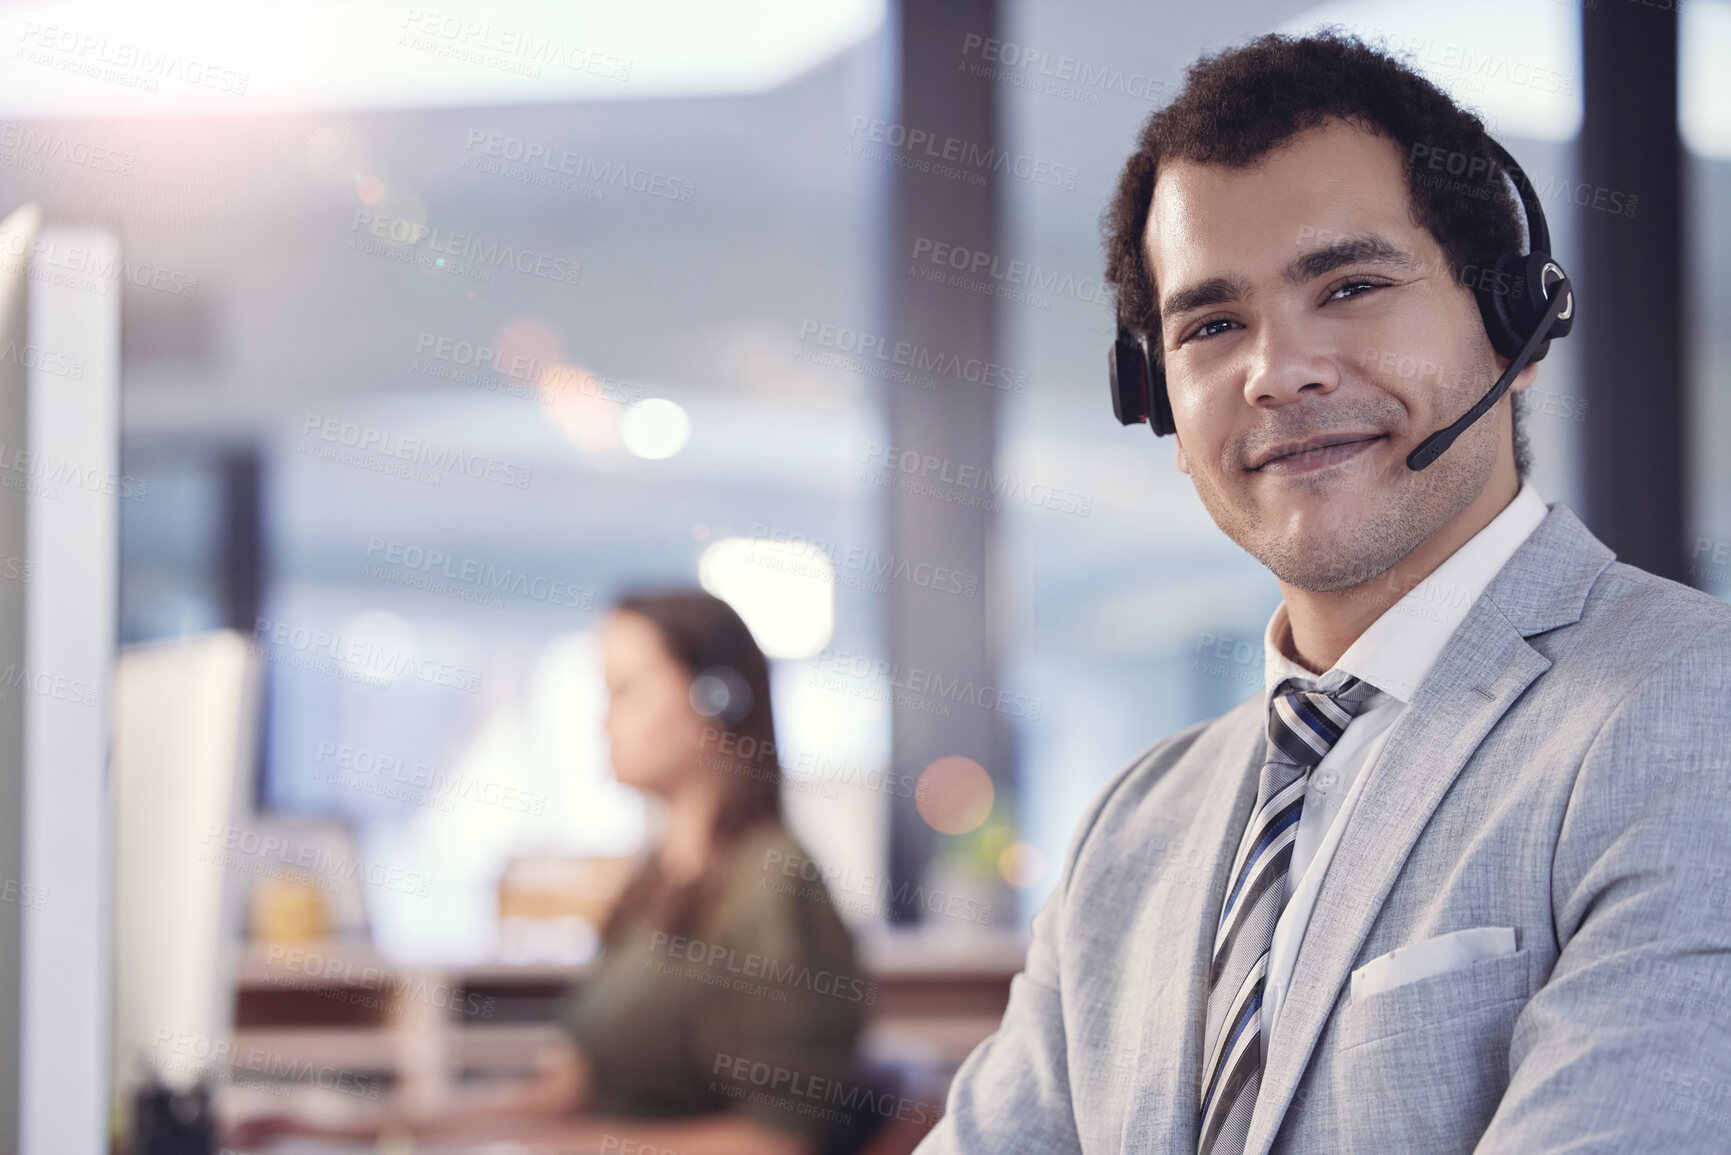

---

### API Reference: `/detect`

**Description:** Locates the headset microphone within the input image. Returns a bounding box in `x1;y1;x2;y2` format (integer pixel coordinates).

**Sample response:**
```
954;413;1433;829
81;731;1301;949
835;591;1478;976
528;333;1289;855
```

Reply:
1108;135;1575;472
1405;265;1571;470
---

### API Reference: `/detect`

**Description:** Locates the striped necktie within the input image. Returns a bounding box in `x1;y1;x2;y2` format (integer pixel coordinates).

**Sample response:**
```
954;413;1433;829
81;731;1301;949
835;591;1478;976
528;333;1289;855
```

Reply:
1197;673;1379;1155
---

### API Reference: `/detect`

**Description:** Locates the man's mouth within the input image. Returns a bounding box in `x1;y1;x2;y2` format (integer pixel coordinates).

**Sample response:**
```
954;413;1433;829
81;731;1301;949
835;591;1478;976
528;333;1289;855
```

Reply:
1250;432;1387;473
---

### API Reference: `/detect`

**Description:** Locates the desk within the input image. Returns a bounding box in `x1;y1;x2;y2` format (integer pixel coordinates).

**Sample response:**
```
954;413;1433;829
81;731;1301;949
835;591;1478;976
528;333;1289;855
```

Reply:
225;927;1026;1120
249;1142;602;1155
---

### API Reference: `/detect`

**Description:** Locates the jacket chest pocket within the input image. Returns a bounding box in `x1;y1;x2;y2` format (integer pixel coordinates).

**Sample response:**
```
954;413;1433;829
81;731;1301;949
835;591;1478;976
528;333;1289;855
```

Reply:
1317;949;1533;1153
1336;944;1533;1052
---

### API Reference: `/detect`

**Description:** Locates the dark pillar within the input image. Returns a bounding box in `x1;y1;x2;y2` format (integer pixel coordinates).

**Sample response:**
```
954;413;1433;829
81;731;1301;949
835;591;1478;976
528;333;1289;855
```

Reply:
216;450;269;810
1579;1;1685;581
218;451;265;632
884;0;1004;922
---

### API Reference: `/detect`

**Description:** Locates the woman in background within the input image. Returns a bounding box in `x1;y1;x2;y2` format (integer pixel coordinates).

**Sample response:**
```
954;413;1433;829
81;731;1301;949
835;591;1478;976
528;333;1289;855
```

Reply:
543;587;868;1152
229;588;866;1154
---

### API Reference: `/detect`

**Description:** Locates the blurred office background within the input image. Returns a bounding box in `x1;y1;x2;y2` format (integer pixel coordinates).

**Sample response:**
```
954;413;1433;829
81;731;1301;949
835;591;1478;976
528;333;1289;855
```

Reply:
0;0;1725;1151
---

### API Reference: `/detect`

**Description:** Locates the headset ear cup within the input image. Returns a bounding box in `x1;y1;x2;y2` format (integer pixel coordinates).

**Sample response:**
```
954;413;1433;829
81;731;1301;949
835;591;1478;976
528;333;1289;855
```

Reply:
1501;250;1574;364
1524;249;1573;345
1471;250;1532;362
1110;335;1151;425
1148;357;1176;436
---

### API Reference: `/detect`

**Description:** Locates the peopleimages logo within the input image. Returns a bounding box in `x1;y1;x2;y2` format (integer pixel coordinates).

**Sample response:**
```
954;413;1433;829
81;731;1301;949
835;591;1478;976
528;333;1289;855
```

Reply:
300;414;534;489
748;523;980;599
710;1052;946;1129
349;211;581;285
314;739;547;816
398;9;633;81
362;535;596;611
908;236;1105;306
796;319;1027;394
17;22;251;95
809;645;1043;720
200;822;435;897
260;944;496;1019
0;663;98;708
1357;27;1574;95
846;116;1078;189
252;616;484;694
411;330;645;406
153;1030;381;1101
0;339;84;379
861;442;1093;518
958;33;1178;105
0;442;149;502
0;123;136;176
0;232;199;299
761;847;996;926
461;130;694;202
647;930;878;1005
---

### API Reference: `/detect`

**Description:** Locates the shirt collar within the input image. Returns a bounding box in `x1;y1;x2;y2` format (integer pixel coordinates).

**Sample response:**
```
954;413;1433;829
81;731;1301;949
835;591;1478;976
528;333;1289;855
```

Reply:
1262;481;1549;706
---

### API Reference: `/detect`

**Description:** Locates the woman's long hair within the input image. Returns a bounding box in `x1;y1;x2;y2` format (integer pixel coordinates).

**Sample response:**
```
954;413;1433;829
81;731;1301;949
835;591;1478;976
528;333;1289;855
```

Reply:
599;587;783;943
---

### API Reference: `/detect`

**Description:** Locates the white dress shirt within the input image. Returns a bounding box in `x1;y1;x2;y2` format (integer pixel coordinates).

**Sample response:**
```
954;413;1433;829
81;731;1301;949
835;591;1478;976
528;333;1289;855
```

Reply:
1257;480;1550;1052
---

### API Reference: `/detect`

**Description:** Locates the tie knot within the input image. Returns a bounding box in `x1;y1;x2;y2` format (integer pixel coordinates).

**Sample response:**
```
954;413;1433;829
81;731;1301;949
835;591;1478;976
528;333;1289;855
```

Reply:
1266;674;1378;767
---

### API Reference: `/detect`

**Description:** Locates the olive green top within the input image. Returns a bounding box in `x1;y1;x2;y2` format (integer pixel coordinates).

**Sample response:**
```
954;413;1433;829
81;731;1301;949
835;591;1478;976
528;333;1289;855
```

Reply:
560;822;868;1141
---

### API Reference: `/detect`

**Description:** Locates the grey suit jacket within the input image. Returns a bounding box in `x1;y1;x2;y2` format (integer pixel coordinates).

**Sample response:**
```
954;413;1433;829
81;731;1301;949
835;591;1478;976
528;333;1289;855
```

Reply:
916;502;1731;1154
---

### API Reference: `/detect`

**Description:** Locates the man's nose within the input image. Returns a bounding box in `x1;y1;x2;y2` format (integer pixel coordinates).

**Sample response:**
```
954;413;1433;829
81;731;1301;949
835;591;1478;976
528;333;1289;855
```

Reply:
1241;315;1342;411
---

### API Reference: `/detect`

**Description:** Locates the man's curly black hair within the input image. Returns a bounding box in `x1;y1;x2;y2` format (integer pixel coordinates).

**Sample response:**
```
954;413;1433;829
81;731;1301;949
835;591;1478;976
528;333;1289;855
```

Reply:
1102;29;1534;479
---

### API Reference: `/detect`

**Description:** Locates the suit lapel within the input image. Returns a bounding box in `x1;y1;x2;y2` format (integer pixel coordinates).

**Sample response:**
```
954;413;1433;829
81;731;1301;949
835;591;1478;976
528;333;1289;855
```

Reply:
1118;704;1266;1152
1239;500;1618;1154
1244;601;1551;1152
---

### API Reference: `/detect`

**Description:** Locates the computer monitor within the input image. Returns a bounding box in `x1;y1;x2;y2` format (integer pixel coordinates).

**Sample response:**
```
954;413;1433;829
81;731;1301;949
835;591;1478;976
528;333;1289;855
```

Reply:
111;631;260;1107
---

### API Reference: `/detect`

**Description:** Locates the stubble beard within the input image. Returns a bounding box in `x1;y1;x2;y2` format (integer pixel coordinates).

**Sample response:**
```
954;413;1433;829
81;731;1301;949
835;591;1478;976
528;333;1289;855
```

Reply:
1190;383;1503;594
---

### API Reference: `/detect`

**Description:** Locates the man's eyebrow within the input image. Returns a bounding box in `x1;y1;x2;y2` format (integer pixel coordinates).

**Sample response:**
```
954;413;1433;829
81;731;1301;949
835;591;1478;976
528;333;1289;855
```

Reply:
1158;275;1253;328
1155;233;1422;329
1282;233;1422;284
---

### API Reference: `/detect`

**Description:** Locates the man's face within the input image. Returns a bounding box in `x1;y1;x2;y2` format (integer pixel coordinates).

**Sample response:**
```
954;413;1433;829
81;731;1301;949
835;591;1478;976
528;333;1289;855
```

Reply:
1144;118;1533;591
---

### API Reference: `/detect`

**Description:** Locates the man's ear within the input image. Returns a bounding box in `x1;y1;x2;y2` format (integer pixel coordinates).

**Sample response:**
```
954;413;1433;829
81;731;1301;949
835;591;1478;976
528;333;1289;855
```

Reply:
1508;358;1540;395
1173;431;1192;475
1494;352;1542;396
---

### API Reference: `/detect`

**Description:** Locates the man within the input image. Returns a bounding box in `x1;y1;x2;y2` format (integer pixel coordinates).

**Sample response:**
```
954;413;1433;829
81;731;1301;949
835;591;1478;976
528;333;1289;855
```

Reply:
915;31;1731;1155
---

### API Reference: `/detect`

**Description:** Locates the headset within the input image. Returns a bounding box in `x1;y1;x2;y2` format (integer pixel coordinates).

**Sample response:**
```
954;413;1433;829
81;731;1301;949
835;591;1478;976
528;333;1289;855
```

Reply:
1108;136;1575;471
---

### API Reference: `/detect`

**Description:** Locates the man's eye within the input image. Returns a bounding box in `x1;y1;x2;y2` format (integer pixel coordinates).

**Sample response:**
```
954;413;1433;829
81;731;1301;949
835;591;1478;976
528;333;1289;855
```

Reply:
1183;318;1236;344
1329;280;1384;301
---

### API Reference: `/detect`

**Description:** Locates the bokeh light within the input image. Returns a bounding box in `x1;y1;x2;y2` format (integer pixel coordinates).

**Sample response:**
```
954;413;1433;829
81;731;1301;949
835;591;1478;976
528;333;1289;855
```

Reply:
697;536;835;659
915;755;994;835
621;398;691;460
997;841;1046;889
